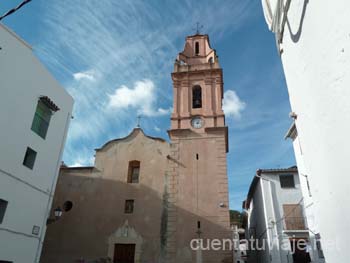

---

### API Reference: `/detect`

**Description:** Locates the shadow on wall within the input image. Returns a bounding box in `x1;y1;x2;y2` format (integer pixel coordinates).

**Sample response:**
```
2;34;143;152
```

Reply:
286;0;310;43
41;172;232;263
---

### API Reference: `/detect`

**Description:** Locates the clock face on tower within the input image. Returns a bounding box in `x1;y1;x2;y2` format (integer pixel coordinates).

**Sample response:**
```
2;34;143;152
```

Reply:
191;117;204;129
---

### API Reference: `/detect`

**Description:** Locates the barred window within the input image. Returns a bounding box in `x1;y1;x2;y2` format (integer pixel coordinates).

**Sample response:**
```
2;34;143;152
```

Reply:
280;174;295;188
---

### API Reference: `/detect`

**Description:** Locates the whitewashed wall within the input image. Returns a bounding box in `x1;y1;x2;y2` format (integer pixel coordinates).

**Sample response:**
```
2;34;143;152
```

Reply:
0;24;73;263
291;132;326;263
262;172;303;263
246;180;269;263
262;0;350;261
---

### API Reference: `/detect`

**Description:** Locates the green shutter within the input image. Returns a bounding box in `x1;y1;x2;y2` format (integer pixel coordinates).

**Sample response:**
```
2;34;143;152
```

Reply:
31;101;52;139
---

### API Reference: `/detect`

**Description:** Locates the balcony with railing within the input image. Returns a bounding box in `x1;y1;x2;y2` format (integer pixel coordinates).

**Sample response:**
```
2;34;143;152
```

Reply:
284;216;306;230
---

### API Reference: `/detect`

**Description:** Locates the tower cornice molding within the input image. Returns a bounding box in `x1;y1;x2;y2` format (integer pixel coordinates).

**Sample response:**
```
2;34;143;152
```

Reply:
170;114;225;121
180;79;190;87
214;76;223;84
167;126;229;153
171;68;222;79
204;78;214;85
172;80;181;87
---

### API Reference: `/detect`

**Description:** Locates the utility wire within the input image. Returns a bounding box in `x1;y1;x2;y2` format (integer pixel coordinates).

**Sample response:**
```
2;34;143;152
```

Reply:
0;0;32;21
257;197;304;239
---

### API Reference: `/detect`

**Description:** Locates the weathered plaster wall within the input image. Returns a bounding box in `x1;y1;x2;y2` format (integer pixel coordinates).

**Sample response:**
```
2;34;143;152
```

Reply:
42;128;233;263
41;129;170;263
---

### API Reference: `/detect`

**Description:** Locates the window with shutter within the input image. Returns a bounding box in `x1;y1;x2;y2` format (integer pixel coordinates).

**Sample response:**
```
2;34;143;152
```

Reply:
31;100;52;139
283;204;305;230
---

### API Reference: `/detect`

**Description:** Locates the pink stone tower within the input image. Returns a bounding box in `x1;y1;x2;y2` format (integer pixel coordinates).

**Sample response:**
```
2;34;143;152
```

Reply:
166;34;232;263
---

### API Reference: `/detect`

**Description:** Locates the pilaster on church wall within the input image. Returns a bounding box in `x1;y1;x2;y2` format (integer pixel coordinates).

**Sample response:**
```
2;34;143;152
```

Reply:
162;141;180;262
171;79;181;119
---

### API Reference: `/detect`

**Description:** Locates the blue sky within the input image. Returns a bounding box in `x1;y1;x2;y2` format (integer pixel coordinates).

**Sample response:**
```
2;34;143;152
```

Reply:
1;0;295;210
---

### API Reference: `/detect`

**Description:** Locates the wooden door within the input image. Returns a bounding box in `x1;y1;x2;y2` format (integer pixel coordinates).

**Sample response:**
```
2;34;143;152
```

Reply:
290;239;311;263
114;244;135;263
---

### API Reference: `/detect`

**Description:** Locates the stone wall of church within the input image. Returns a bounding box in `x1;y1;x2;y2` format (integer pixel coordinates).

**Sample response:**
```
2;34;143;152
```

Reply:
41;129;170;263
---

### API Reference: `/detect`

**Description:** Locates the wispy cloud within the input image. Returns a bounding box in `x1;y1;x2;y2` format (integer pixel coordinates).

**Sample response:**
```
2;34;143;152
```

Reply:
70;156;95;167
108;79;171;117
223;90;246;119
33;0;255;166
4;0;295;211
73;70;97;81
67;145;96;167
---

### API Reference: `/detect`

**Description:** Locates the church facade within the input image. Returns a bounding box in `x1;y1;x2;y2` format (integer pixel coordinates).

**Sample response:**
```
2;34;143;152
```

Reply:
41;34;232;263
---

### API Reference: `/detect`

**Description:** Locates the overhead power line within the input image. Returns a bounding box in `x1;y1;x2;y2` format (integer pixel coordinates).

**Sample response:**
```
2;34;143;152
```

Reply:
0;0;32;21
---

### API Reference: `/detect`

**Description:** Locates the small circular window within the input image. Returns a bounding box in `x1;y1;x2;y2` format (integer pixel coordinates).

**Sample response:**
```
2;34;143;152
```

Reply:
63;201;73;212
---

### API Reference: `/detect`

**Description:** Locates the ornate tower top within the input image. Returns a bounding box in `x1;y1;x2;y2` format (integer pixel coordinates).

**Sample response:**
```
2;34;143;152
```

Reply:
170;34;226;138
174;34;220;71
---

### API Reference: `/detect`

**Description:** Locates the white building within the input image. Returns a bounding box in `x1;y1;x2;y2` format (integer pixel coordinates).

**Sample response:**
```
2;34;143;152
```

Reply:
233;225;248;263
285;123;325;263
244;167;324;263
261;1;350;261
0;24;73;263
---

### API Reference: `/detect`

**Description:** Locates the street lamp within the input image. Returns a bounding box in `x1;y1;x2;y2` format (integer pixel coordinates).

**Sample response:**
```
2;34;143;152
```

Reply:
54;207;63;219
47;206;63;225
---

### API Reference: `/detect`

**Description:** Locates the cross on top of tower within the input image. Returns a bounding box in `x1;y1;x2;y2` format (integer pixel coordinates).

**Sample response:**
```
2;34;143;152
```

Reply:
136;115;142;128
193;22;203;35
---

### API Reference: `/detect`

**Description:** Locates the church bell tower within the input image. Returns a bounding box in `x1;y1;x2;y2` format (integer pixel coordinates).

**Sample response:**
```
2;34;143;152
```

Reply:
170;34;226;133
165;34;232;262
